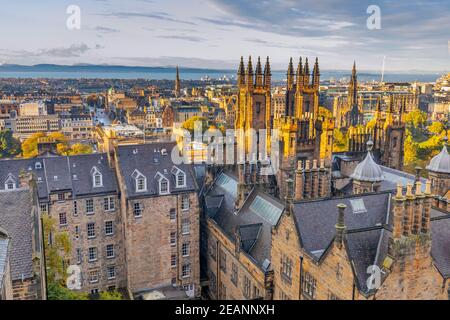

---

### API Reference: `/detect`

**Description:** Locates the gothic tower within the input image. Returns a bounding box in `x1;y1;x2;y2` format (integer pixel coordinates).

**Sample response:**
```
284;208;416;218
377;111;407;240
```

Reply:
175;66;181;97
235;56;273;208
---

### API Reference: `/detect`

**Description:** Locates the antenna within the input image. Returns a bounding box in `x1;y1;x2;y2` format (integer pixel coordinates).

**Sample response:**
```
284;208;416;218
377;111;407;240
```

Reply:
381;55;386;83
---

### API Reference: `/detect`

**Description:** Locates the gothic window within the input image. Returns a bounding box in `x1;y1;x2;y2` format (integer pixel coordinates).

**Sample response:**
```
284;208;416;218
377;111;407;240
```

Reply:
301;271;317;299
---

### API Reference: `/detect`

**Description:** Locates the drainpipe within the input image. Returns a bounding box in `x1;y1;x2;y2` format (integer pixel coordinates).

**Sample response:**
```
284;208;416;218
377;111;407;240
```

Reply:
298;256;304;300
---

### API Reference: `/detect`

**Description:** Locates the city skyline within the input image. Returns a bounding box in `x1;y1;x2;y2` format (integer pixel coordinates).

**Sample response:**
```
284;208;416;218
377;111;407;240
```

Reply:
0;0;449;72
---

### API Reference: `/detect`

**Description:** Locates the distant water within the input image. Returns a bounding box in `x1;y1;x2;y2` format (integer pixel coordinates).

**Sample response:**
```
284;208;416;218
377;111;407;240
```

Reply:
0;69;443;83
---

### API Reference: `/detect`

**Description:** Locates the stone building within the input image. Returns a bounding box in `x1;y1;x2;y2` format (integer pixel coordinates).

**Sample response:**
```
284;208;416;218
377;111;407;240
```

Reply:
0;176;46;300
115;142;201;298
203;171;282;300
0;141;201;299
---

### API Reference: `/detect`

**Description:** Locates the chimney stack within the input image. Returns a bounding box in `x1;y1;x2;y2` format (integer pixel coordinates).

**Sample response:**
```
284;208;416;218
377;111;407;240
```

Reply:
335;204;346;249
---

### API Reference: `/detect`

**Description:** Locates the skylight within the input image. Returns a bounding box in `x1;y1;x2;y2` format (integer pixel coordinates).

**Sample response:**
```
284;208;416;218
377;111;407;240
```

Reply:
350;198;367;214
249;195;283;225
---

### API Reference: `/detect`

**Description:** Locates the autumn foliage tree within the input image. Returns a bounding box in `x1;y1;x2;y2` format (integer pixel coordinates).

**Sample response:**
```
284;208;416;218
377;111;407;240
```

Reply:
22;132;92;158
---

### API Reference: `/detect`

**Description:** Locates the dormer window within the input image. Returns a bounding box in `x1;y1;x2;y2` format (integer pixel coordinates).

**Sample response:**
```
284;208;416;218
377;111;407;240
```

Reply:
132;169;147;192
35;162;42;170
91;166;103;188
155;172;169;195
4;174;16;190
171;166;186;188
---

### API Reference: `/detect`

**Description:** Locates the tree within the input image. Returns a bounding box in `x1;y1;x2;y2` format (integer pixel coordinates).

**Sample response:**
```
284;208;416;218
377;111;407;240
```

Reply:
98;290;123;300
404;110;427;128
22;132;46;158
21;132;92;158
318;106;333;119
182;116;209;134
428;121;445;135
69;143;93;155
333;128;348;152
47;281;89;300
0;130;21;158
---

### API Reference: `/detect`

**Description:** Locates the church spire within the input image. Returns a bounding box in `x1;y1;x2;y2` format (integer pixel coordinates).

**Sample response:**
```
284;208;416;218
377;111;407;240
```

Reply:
175;66;181;97
303;57;310;85
237;56;246;88
264;56;272;89
312;57;320;87
296;57;303;91
255;56;263;87
246;56;254;89
348;61;358;107
287;57;295;90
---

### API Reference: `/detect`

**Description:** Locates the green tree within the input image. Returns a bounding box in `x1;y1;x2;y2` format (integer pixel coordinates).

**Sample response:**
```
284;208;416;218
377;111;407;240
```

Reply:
98;290;123;300
333;128;348;152
0;130;21;158
182;116;209;134
47;281;89;300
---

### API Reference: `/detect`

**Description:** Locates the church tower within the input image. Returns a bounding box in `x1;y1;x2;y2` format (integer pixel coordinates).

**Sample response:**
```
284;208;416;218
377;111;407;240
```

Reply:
175;66;181;97
235;56;273;208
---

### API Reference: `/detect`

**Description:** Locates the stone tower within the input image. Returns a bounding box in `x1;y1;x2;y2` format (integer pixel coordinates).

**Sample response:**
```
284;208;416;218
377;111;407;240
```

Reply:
234;56;272;208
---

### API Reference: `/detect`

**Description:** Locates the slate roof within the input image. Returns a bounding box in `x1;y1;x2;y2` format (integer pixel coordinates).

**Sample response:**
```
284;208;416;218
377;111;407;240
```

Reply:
293;192;391;255
350;152;384;182
293;190;450;293
426;145;450;174
0;227;9;291
205;172;283;270
0;189;34;281
431;215;450;278
0;153;118;201
116;142;197;198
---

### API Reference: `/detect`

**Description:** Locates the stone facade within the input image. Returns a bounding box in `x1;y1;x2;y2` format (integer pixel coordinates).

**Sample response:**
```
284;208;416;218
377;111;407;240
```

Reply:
206;220;272;300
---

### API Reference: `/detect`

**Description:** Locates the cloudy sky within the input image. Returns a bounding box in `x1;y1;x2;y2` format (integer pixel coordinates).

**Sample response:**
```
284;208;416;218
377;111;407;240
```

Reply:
0;0;449;72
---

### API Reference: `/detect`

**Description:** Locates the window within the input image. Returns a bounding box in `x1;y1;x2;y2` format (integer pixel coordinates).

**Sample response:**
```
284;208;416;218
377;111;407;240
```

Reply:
59;212;67;226
6;182;15;190
75;226;80;238
76;248;82;264
182;243;190;257
136;177;146;191
176;171;186;187
171;255;177;268
89;270;99;283
58;193;65;201
253;286;260;299
279;290;290;300
73;201;78;216
104;197;115;211
87;223;96;239
181;218;190;235
281;255;293;282
91;167;103;188
170;208;176;220
39;203;48;214
35;162;42;169
301;272;317;299
182;264;191;278
231;263;238;286
105;221;114;235
209;271;217;293
106;244;115;259
243;276;251;299
159;178;169;195
133;203;142;217
210;241;217;261
181;194;189;211
219;249;227;273
107;266;116;279
88;247;97;262
86;199;94;215
170;232;177;247
90;288;99;295
336;263;343;280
